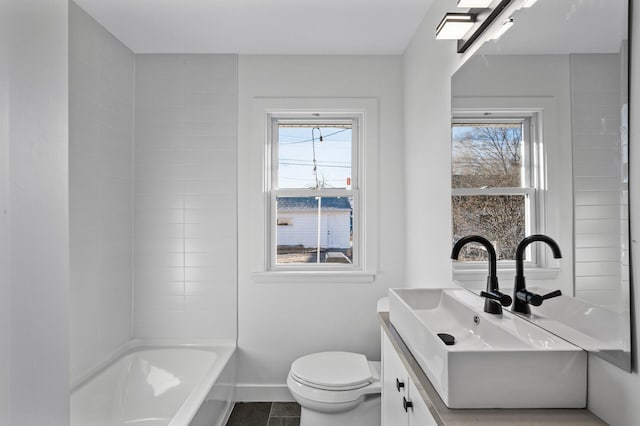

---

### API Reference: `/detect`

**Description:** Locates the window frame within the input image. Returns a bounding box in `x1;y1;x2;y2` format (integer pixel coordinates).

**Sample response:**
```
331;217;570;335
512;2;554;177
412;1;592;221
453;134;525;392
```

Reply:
250;97;378;283
451;114;542;269
269;116;360;271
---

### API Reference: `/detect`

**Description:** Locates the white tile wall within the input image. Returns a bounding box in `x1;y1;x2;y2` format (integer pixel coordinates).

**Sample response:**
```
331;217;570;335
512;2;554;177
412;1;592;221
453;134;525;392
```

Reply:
9;0;70;423
0;6;9;422
134;54;237;340
69;2;134;381
571;53;625;311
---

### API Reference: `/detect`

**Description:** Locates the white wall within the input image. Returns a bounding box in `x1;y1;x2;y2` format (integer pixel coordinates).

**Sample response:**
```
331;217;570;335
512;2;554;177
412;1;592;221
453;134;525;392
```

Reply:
69;2;135;381
133;54;238;340
586;4;640;424
8;0;69;424
237;55;404;399
0;1;9;423
571;53;625;310
404;0;462;288
451;54;574;293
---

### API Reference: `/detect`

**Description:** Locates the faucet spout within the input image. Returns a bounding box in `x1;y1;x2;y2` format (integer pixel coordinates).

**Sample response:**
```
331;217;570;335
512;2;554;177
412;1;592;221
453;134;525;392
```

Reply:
451;235;497;281
452;235;511;314
515;234;562;278
513;234;563;314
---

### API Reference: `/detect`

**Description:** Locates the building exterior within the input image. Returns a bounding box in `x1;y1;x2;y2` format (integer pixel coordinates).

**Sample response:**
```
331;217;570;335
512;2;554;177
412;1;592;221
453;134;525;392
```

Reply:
276;197;352;249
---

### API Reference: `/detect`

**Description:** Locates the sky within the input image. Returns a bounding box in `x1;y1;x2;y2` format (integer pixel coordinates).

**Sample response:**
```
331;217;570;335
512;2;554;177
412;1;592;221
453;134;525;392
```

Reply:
278;126;352;190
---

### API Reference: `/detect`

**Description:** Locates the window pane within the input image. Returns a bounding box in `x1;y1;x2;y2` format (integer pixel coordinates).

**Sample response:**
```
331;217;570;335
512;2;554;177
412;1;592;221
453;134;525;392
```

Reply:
452;195;526;261
276;196;353;264
452;123;523;188
278;125;352;189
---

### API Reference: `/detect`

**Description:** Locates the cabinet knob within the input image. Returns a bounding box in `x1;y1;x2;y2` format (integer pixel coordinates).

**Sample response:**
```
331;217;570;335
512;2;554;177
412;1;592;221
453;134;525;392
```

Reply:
403;396;413;412
395;378;405;392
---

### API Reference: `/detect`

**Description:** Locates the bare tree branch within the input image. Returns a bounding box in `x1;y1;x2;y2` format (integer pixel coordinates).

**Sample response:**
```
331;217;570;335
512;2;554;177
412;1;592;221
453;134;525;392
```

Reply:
451;124;525;261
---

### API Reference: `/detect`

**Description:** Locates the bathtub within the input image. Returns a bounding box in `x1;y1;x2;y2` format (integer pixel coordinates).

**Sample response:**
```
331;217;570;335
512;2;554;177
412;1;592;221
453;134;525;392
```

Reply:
71;344;236;426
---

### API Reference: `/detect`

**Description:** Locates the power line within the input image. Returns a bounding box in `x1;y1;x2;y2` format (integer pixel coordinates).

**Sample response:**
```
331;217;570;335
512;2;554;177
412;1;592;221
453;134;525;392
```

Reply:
279;176;348;182
280;158;350;165
280;161;351;169
279;128;350;145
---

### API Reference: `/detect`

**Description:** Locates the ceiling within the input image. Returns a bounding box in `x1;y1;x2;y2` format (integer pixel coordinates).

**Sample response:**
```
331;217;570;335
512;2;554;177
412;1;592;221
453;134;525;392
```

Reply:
479;0;627;55
73;0;434;54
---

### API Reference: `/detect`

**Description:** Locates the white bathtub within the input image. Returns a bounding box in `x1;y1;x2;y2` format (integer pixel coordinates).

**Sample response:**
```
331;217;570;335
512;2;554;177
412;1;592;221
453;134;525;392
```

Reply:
71;344;236;426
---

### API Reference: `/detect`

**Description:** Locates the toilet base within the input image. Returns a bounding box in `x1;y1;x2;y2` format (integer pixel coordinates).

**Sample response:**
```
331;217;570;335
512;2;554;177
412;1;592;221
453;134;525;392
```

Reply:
299;394;381;426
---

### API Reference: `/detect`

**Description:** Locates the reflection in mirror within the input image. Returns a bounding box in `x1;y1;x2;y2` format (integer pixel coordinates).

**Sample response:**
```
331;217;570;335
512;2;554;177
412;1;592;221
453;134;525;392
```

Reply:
450;0;631;370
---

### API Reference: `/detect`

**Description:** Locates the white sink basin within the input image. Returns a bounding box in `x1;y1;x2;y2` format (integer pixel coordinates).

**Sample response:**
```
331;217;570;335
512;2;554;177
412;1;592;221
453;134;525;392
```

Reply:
389;288;587;409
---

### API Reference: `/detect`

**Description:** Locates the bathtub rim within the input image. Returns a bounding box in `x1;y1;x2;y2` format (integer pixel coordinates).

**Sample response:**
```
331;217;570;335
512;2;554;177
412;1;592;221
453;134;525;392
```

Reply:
71;339;236;426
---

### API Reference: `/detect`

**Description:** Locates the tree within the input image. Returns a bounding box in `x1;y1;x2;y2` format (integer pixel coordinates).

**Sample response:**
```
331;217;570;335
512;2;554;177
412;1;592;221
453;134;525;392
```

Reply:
451;124;525;260
452;195;525;260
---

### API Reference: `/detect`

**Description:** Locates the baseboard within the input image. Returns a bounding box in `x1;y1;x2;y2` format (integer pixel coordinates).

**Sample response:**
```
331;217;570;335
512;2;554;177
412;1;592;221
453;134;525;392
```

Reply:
235;384;294;402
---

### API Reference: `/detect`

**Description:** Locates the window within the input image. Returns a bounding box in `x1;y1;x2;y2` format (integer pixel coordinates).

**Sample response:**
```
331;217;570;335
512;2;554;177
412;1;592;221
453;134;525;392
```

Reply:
269;117;358;269
251;97;377;281
451;116;539;264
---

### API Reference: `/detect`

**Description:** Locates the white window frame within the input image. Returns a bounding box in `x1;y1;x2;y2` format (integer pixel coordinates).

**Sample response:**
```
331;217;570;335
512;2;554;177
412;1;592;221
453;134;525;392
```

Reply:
269;116;359;271
250;98;378;282
451;97;569;285
451;113;543;271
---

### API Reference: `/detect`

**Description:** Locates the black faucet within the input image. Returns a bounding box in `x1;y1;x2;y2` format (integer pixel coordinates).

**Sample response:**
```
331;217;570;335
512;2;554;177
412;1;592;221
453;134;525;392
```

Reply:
451;235;512;314
512;234;563;315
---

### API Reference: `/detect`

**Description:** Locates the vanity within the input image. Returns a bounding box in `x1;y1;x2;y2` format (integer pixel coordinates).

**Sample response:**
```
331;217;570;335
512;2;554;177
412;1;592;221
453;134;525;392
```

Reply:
379;308;604;425
379;286;605;424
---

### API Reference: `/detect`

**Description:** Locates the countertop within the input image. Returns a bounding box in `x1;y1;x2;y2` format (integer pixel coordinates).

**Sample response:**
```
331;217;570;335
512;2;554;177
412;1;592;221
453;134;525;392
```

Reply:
379;312;606;425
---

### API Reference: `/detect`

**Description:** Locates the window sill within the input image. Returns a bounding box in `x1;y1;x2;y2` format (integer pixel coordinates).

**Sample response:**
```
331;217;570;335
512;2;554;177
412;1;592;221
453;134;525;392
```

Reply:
453;267;560;285
253;270;376;283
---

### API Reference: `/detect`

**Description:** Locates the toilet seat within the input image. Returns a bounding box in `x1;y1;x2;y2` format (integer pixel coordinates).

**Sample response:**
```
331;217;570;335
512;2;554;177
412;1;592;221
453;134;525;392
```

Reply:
288;354;381;406
290;352;373;391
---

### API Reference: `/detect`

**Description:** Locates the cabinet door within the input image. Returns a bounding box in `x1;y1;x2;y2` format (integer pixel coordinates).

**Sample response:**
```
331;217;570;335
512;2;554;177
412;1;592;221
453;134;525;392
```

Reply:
382;332;409;426
407;379;437;426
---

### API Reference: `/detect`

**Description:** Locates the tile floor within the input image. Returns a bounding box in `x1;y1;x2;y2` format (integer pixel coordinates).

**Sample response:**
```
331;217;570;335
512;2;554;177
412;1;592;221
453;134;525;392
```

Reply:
226;402;301;426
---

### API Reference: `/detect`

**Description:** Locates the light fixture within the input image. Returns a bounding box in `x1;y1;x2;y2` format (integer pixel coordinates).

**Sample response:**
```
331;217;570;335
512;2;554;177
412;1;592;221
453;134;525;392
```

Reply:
435;13;476;40
490;17;514;40
436;0;514;53
521;0;538;7
457;0;494;8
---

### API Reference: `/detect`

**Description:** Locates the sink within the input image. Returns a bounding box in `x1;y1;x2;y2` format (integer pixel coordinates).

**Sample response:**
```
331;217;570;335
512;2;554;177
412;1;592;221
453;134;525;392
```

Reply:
389;287;587;409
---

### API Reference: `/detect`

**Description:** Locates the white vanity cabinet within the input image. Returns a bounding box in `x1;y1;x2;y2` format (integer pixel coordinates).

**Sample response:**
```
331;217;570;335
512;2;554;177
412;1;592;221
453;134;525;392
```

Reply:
382;332;436;426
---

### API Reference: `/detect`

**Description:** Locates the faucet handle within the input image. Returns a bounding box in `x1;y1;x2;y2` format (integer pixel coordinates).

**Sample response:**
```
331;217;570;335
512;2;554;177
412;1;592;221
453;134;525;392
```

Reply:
480;290;513;307
541;289;562;301
516;289;562;306
542;290;562;300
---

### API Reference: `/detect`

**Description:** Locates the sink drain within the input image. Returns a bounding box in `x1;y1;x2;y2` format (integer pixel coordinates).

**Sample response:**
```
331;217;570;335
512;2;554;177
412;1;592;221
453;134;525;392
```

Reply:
437;333;456;346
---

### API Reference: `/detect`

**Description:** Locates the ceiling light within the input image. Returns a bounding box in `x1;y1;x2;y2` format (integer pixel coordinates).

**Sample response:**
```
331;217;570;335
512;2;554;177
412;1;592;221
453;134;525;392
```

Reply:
490;17;514;40
457;0;494;8
521;0;538;7
436;13;476;40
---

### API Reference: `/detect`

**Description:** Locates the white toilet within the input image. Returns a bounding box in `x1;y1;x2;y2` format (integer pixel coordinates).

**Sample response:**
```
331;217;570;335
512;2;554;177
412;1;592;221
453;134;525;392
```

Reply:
287;351;381;426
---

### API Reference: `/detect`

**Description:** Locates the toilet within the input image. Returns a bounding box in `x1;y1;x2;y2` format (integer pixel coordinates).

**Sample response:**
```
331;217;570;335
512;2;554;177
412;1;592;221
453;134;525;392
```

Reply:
287;351;381;426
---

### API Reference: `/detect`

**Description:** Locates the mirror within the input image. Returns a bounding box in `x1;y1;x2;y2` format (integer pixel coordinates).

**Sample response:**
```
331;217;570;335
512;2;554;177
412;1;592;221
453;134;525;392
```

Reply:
451;0;631;370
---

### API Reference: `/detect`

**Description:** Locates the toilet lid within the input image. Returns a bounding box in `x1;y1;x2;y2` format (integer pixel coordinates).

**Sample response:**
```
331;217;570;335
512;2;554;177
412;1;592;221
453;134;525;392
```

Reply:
290;352;372;390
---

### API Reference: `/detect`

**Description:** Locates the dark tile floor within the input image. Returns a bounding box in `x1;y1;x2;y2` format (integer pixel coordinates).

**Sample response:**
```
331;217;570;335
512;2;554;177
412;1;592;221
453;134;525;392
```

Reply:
226;402;301;426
